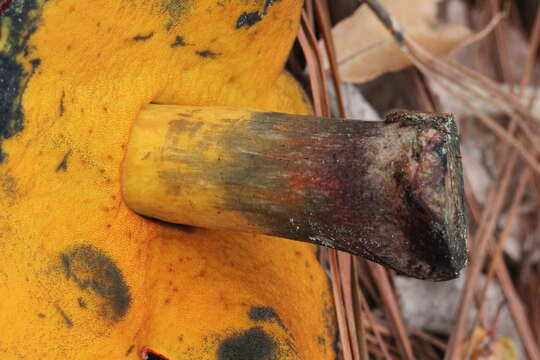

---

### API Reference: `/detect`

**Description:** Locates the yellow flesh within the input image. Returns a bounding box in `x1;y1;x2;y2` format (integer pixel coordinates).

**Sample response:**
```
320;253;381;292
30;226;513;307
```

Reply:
0;0;336;359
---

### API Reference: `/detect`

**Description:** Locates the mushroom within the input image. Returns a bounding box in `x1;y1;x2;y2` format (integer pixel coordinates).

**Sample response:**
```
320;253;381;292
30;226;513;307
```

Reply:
123;106;468;281
0;0;337;359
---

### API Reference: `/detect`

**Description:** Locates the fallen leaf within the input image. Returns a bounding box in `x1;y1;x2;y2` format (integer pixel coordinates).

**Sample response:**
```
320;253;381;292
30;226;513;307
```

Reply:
462;328;518;360
325;0;472;83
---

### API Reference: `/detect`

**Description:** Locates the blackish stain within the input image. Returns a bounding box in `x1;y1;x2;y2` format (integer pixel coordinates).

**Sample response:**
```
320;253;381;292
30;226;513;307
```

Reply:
174;223;197;232
249;306;277;321
59;244;132;321
236;11;262;28
317;336;325;345
37;313;46;318
54;304;73;328
142;215;197;233
170;35;187;47
248;306;287;332
125;345;134;357
56;149;73;172
264;0;279;7
235;0;281;29
59;90;65;116
132;32;154;41
77;297;87;308
196;50;222;59
29;57;41;69
147;354;168;360
216;327;277;360
143;348;170;360
0;0;43;161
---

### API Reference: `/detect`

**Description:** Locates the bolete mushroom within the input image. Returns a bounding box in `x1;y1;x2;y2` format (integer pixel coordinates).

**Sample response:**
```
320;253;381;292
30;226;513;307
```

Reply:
0;0;338;359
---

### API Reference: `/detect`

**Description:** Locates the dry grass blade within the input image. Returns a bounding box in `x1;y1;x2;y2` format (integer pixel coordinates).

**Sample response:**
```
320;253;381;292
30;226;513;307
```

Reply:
409;328;447;352
463;171;530;359
299;2;381;359
298;9;350;360
354;259;393;360
406;45;540;176
297;1;540;359
464;152;540;360
301;10;331;115
429;77;540;174
329;250;354;360
369;264;415;360
338;253;363;359
490;0;514;88
365;0;540;146
446;151;518;360
351;259;370;360
519;8;540;91
361;1;540;359
314;0;346;117
297;20;325;115
298;4;356;359
492;261;537;358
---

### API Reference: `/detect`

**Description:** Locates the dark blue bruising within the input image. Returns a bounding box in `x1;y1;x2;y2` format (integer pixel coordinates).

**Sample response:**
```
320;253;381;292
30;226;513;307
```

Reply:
236;0;281;29
0;0;43;162
236;11;262;28
60;244;132;321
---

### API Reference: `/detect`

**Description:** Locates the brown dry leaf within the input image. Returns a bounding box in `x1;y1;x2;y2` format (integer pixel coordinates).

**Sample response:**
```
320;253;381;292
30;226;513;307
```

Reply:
326;0;472;83
462;328;518;360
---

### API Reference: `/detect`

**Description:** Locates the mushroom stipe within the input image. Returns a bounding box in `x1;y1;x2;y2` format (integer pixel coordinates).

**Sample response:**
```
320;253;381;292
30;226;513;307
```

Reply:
123;105;468;281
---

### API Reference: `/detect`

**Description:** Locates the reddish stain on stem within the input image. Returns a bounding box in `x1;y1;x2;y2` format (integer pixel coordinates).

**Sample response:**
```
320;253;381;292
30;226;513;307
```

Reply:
0;0;12;13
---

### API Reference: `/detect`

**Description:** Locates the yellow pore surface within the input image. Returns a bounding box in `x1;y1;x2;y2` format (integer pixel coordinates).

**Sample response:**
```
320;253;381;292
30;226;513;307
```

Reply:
0;0;336;359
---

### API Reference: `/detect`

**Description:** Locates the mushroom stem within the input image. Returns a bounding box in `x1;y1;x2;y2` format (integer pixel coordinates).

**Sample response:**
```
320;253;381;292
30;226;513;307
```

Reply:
122;105;467;280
